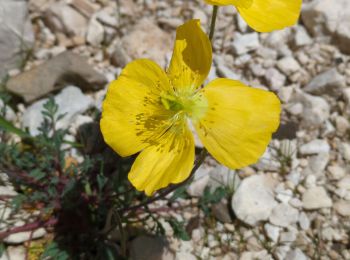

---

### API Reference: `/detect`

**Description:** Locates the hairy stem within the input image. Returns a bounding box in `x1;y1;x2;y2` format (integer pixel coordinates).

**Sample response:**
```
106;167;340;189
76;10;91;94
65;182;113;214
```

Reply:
209;6;219;42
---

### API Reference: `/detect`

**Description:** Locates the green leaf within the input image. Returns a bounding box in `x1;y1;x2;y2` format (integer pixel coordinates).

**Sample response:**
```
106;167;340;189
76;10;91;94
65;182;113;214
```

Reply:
0;115;30;138
170;185;188;202
61;179;76;197
11;194;26;211
97;174;107;192
0;243;5;257
29;169;46;181
168;218;190;241
41;242;69;260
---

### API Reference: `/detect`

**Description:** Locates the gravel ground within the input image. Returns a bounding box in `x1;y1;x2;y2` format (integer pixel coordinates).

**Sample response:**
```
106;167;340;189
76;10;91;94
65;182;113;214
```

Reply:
1;0;350;259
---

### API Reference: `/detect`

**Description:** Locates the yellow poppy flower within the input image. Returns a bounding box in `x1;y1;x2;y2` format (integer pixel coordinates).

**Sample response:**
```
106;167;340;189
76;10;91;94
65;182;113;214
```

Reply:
205;0;302;32
100;20;281;196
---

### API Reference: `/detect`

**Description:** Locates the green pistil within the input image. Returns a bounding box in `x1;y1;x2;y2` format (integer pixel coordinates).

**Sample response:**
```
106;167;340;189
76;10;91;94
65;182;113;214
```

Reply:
161;93;184;112
160;92;208;122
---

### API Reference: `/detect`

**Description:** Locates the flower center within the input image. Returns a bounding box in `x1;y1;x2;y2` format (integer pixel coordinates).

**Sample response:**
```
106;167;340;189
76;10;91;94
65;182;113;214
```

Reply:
160;91;208;122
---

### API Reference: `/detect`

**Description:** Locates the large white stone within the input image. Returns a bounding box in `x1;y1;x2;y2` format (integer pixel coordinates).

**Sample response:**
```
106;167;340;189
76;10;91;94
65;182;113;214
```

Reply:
231;32;260;55
334;200;350;217
86;18;104;46
0;0;34;79
302;186;332;209
302;0;350;54
44;3;88;37
269;203;299;228
231;175;277;226
277;56;301;75
304;69;345;97
22;86;94;136
294;90;330;127
299;139;330;155
4;228;46;244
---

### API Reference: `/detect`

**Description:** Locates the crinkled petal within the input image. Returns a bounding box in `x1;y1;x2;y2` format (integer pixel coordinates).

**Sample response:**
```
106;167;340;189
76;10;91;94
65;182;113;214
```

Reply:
128;122;195;196
195;79;281;169
237;0;302;32
100;59;174;157
167;19;212;92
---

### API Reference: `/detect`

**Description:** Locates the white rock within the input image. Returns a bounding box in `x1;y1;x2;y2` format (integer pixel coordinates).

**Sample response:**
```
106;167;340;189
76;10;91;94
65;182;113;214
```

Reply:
236;14;248;32
265;68;286;90
193;9;208;25
264;223;280;243
69;114;94;135
0;99;16;122
240;250;272;260
289;198;303;209
307;152;330;176
186;165;211;197
45;3;88;37
285;248;308;260
302;0;350;54
327;165;346;180
334;200;350;216
231;175;277;226
278;86;294;103
294;90;330;126
275;245;291;260
0;186;17;197
280;228;298;243
269;203;299;228
22;86;94;136
287;171;302;187
86;18;104;46
337;176;350;190
0;0;34;79
4;228;46;244
305;175;317;188
208;165;240;192
0;246;26;260
293;26;312;47
175;252;196;260
285;103;303;115
263;29;291;49
298;212;310;230
277;57;301;75
343;88;350;104
275;189;293;204
302;186;332;209
231;32;260;55
299;139;330;155
255;148;281;172
335;116;350;135
321;227;343;241
339;142;350;161
304;69;345;97
215;57;241;80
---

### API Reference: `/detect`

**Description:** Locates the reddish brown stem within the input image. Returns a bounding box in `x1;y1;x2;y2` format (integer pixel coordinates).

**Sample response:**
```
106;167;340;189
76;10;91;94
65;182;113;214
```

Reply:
0;218;57;240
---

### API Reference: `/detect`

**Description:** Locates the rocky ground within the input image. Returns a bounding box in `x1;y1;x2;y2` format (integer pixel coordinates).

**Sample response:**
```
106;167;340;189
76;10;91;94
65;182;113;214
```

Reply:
1;0;350;259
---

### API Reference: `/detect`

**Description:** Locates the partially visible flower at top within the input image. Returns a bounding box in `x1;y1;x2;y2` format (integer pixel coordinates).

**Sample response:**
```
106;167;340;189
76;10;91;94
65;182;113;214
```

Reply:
100;19;281;196
205;0;302;32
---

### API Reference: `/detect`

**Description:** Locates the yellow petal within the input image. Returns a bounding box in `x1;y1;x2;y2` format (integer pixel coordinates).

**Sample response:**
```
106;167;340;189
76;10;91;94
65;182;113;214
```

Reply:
204;0;252;8
195;79;281;169
100;59;174;157
128;122;195;196
167;19;212;92
237;0;302;32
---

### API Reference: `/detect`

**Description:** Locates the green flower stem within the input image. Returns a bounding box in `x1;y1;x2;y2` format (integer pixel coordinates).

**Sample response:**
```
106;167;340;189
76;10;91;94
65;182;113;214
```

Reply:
209;5;218;42
121;149;208;213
